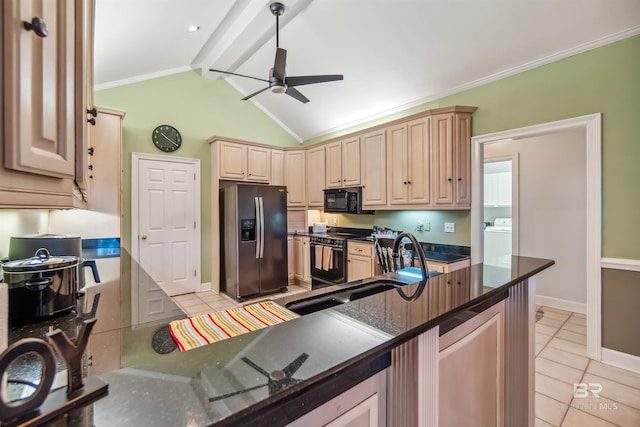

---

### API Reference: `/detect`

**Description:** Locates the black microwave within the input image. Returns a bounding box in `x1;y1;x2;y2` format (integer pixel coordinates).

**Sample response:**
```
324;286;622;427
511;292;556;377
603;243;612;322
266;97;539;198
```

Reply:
323;187;374;214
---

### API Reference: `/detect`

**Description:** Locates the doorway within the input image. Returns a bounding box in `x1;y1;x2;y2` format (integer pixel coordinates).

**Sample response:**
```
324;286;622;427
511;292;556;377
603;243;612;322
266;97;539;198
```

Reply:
471;114;602;361
131;153;201;323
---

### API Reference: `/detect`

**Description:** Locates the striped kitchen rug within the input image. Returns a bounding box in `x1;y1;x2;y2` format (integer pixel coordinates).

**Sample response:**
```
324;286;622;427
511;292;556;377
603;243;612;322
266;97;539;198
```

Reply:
168;301;300;352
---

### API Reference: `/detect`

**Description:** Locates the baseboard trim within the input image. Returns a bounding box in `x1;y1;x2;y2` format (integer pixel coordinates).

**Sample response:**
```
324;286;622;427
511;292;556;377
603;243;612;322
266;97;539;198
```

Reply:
535;295;586;314
601;347;640;374
601;257;640;272
198;282;212;292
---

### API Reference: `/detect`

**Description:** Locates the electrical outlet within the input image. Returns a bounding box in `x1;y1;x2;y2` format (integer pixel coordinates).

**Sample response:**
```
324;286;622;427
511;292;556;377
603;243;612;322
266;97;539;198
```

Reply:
444;222;455;233
424;221;430;231
416;221;424;231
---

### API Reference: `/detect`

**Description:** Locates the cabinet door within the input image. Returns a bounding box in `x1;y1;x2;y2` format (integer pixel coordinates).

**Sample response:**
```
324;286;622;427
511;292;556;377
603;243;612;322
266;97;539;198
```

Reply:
307;146;326;206
87;108;124;214
497;172;512;206
287;237;294;282
453;113;472;206
347;255;373;282
271;149;285;185
387;123;408;205
303;237;311;282
325;141;343;188
293;237;304;280
342;137;361;186
218;141;246;180
431;113;454;206
284;151;306;207
360;130;387;207
407;117;431;205
247;146;270;182
4;0;76;178
483;173;498;207
439;301;504;427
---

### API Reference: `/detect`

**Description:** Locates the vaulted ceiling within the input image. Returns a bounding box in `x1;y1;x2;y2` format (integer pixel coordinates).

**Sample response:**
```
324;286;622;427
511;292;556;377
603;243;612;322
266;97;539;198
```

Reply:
94;0;640;142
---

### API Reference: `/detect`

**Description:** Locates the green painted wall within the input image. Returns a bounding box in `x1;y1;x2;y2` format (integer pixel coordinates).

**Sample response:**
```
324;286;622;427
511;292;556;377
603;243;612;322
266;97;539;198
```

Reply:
306;35;640;260
95;70;299;282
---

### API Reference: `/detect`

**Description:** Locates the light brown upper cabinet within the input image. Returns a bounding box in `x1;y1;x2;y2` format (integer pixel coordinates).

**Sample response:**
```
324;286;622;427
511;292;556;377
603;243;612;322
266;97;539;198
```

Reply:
325;137;361;188
387;117;431;206
217;140;271;182
306;146;325;207
1;0;92;208
284;150;307;208
271;149;285;186
360;129;387;208
430;108;475;208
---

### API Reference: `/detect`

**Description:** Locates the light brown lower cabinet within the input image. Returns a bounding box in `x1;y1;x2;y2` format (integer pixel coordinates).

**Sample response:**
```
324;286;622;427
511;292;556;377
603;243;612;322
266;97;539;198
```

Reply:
287;370;387;427
438;301;505;427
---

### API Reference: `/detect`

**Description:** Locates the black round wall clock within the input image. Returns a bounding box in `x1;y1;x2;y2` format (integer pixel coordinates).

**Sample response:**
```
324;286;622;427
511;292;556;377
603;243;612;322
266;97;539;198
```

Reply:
152;124;182;152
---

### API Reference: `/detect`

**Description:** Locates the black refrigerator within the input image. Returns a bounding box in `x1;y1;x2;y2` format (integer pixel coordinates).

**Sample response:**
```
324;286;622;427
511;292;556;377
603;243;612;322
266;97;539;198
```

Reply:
220;184;288;301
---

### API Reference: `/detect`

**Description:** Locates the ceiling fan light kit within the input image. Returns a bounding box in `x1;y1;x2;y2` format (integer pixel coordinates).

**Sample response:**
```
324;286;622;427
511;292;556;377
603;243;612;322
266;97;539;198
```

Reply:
209;2;343;103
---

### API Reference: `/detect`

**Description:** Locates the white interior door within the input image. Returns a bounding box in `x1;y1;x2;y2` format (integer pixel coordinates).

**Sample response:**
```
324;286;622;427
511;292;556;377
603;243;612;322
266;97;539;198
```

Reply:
133;153;201;302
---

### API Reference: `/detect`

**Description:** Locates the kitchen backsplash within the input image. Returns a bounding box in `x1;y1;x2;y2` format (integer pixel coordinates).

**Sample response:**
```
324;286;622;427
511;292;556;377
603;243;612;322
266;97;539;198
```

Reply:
0;210;49;259
320;210;471;246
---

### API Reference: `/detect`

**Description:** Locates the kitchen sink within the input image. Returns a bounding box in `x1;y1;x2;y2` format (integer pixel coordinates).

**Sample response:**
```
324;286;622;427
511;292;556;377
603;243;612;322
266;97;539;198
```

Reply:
286;269;443;315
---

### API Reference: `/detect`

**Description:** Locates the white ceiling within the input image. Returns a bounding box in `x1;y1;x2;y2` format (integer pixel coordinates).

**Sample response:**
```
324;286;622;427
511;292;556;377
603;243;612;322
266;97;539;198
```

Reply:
94;0;640;142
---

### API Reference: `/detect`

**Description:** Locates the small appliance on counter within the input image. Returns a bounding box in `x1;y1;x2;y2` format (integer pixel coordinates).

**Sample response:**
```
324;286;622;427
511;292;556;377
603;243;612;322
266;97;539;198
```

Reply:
2;248;79;322
2;234;102;322
312;222;327;233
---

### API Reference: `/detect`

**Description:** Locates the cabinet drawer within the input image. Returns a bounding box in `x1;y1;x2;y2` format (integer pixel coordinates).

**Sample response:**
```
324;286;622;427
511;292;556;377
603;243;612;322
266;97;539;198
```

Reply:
348;241;373;257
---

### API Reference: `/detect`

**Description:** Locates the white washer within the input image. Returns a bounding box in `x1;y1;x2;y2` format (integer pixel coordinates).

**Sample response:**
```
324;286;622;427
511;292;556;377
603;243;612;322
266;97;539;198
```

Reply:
484;218;512;267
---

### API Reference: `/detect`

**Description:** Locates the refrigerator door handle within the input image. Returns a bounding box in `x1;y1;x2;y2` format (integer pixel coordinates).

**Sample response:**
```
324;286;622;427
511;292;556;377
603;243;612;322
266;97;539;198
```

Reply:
255;196;261;259
259;197;265;258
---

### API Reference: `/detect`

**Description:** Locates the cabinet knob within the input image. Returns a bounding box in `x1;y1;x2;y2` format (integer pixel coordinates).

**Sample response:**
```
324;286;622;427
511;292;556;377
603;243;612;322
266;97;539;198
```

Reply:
141;235;148;240
448;178;452;182
407;181;411;184
403;181;407;185
458;178;462;181
23;17;48;38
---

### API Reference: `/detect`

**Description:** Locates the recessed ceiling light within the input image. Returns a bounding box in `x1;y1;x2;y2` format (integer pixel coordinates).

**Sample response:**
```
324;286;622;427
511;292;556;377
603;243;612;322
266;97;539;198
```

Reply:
186;25;200;33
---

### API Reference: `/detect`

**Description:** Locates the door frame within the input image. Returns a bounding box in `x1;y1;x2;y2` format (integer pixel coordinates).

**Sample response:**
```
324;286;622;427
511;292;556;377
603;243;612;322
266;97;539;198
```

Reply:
131;152;202;298
483;153;520;257
470;113;602;361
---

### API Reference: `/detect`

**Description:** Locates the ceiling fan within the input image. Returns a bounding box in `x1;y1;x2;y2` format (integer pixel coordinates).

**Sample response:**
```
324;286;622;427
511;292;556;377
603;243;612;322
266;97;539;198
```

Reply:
209;2;343;104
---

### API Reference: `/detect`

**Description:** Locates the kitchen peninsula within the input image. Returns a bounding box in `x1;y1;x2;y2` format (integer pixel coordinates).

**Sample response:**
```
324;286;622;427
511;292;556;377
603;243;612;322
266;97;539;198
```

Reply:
5;251;553;426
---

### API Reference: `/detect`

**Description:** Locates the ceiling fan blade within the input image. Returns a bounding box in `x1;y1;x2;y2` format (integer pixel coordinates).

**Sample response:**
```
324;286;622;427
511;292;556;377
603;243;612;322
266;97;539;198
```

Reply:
208;383;267;402
285;86;309;104
242;86;271;101
241;356;271;377
209;68;270;83
273;48;287;82
285;74;343;87
282;353;309;377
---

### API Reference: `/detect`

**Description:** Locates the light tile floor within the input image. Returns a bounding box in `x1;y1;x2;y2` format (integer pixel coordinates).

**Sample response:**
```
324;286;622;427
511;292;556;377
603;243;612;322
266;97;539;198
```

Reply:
534;306;640;426
171;291;640;426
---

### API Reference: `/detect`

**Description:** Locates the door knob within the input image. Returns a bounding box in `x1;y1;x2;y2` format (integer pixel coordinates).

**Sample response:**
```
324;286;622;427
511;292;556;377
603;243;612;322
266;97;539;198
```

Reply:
141;235;148;240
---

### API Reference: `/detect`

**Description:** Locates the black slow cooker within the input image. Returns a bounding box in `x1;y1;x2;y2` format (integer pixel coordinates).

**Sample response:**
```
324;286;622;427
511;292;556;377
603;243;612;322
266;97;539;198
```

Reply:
2;248;80;322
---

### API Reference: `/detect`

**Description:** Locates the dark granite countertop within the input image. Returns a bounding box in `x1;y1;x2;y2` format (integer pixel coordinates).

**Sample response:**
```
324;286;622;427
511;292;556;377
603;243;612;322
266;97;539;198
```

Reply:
6;250;553;426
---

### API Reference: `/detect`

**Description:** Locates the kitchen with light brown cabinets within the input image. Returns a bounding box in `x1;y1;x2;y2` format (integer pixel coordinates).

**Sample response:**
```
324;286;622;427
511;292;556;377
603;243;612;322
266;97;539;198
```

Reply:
1;0;94;208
